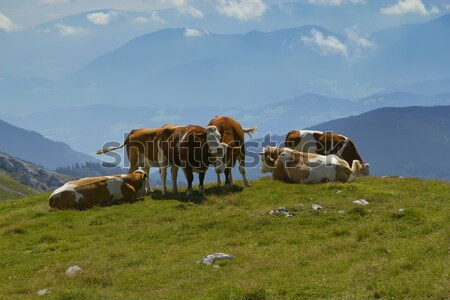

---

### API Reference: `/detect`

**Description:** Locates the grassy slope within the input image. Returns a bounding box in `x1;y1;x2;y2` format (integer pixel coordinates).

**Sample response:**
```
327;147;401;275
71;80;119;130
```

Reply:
0;177;448;299
0;170;36;200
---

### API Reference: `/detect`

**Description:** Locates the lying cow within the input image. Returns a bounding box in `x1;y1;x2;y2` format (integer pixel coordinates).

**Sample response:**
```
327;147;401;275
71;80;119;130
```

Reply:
49;170;148;209
285;130;370;176
155;125;223;196
207;116;257;187
96;127;161;192
259;147;353;183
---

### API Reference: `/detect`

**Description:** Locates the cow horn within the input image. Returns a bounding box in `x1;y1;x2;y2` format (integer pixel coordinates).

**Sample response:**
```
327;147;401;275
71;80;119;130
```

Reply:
257;152;264;155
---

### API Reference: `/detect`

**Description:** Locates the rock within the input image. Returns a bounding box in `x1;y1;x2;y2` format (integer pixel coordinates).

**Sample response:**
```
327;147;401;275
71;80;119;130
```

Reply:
37;289;49;296
198;253;234;265
213;265;220;269
299;204;304;208
65;265;82;276
312;204;323;211
398;176;404;179
336;190;342;194
399;208;405;212
268;207;293;217
338;210;345;214
353;199;369;205
268;210;275;215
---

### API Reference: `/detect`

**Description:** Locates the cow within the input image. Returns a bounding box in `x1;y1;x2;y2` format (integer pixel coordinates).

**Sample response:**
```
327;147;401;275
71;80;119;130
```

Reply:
96;128;160;193
155;124;223;196
259;147;353;183
49;170;148;209
207;116;257;187
285;130;370;176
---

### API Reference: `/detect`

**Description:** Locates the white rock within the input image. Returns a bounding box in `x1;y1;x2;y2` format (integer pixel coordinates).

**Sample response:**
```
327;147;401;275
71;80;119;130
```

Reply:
198;253;234;265
277;207;288;213
268;210;275;215
353;199;369;205
338;210;345;214
336;190;342;194
399;208;405;212
37;289;49;296
65;265;82;276
312;204;323;211
213;265;220;269
299;204;304;208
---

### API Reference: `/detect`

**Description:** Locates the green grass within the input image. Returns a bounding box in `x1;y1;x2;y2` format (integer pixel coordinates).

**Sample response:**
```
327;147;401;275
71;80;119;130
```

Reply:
0;177;449;299
0;170;36;200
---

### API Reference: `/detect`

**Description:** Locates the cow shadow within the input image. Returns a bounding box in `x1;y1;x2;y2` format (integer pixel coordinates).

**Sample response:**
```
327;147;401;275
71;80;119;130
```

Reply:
150;184;243;204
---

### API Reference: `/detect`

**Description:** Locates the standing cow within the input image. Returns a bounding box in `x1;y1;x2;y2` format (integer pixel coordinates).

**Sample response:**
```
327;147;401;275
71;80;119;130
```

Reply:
207;116;257;187
259;147;353;183
155;125;223;196
96;127;161;192
49;170;148;209
285;130;370;176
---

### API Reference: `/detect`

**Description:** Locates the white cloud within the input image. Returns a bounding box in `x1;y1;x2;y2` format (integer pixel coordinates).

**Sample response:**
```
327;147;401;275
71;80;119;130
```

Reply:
308;0;366;5
0;11;17;32
301;29;348;57
54;23;85;36
169;0;204;18
39;0;71;4
217;0;267;21
184;28;209;37
87;11;120;26
430;5;440;14
345;27;374;49
380;0;438;15
133;11;165;24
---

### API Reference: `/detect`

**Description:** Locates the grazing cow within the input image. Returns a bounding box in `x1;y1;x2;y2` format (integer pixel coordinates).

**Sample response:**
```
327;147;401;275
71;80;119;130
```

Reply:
155;125;223;196
259;147;353;183
207;116;257;187
285;130;370;176
96;128;161;192
49;170;148;209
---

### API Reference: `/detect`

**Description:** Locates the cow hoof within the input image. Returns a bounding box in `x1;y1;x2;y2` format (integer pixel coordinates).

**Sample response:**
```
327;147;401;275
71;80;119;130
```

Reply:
186;189;193;197
173;189;178;194
244;182;250;187
199;186;205;194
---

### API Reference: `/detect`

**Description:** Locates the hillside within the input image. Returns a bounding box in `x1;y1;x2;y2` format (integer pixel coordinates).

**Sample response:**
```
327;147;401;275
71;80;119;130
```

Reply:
0;119;95;170
0;152;73;194
311;106;450;180
0;177;448;299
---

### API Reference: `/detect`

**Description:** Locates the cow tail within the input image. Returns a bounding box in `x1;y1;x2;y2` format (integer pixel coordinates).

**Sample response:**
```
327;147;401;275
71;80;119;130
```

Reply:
243;126;257;138
96;130;133;155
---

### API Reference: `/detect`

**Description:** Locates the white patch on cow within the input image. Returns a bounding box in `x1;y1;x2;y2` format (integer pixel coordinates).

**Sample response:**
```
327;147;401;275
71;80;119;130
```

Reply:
294;130;323;153
50;183;84;202
305;157;337;182
105;176;124;200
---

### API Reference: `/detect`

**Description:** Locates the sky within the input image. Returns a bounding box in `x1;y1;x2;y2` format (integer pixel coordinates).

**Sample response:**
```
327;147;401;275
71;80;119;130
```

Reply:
1;0;449;32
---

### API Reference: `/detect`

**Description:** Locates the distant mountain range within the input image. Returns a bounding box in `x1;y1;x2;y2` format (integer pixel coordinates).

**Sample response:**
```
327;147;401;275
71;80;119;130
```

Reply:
2;14;450;114
0;119;95;170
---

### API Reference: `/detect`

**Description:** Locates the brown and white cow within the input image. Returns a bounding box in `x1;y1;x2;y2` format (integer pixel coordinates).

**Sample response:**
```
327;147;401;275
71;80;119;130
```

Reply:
49;170;148;209
96;127;162;192
155;125;223;196
259;147;353;183
285;130;370;176
207;116;257;187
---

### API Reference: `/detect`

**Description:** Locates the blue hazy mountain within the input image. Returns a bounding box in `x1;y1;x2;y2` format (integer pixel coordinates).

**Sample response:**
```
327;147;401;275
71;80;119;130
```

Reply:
311;105;450;180
0;119;95;170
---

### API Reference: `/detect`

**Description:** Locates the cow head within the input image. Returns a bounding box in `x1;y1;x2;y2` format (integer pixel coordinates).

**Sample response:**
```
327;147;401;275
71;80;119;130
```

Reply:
258;147;281;174
132;169;148;196
205;125;226;170
351;160;370;176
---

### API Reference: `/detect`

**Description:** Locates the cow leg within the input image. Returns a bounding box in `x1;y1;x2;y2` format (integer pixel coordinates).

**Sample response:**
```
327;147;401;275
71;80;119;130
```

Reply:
183;168;194;197
216;171;222;186
199;172;206;194
224;168;232;186
239;158;250;187
122;183;138;203
171;166;179;194
160;167;168;196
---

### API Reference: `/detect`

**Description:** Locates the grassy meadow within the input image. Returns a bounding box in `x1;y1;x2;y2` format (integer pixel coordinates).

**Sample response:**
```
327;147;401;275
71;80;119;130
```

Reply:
0;176;449;299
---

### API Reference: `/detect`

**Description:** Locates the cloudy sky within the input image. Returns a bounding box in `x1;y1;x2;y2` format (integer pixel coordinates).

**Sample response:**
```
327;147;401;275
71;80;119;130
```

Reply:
1;0;449;32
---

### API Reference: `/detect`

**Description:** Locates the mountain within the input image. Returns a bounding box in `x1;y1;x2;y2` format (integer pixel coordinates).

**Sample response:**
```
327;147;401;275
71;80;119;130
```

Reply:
0;151;72;193
310;106;450;180
0;119;96;170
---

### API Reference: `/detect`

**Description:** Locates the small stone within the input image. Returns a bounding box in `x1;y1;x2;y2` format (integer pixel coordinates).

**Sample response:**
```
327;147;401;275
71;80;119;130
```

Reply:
277;207;287;213
65;265;82;276
336;190;342;194
338;210;345;214
353;199;369;205
299;204;304;208
399;208;405;212
398;176;404;179
268;210;275;215
213;265;220;269
312;204;323;211
198;253;234;265
37;289;49;296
